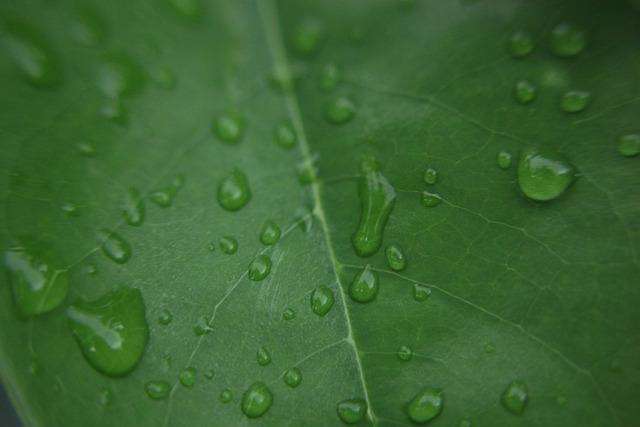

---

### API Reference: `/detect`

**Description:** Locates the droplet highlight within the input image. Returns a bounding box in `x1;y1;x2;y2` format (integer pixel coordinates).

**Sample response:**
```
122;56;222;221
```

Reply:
560;89;591;113
550;21;586;57
241;382;273;418
310;286;335;316
386;244;407;271
517;147;576;201
501;380;528;415
349;264;379;303
62;201;80;217
99;230;131;264
617;134;640;157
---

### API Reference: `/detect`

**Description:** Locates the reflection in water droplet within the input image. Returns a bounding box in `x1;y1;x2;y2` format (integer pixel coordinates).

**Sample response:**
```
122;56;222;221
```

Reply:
550;21;586;57
310;286;335;316
501;380;528;415
179;367;197;387
617;134;640;157
413;283;431;302
405;388;444;424
397;345;413;361
123;188;144;226
349;265;379;303
219;236;238;254
260;221;281;245
257;346;272;366
213;111;245;143
497;151;513;170
217;169;251;211
275;122;296;148
220;389;233;403
320;63;340;91
560;90;591;113
284;367;302;388
249;255;272;281
386;244;407;271
283;308;296;320
421;191;442;208
98;51;145;98
514;80;536;104
158;309;173;325
508;30;535;57
99;229;132;264
337;398;368;424
325;96;356;124
145;381;171;400
62;201;80;217
293;19;325;56
241;382;273;418
517;147;576;201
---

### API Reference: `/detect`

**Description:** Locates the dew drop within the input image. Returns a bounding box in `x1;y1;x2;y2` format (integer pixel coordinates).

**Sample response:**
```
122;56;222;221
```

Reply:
248;255;272;281
617;134;640;157
241;382;273;418
423;168;438;185
405;388;444;424
284;367;302;388
508;30;535;57
413;283;431;302
514;80;536;104
386;244;407;271
459;420;472;427
158;309;173;325
260;221;281;245
421;191;442;208
325;96;356;124
85;263;98;275
501;380;528;415
337;398;367;424
145;381;170;400
193;316;213;335
123;188;144;226
220;389;233;403
283;308;296;320
293;19;325;56
295;206;314;233
76;142;96;157
204;370;214;380
99;229;132;264
310;286;335;316
397;345;413;361
349;264;379;303
275;122;296;148
179;367;197;387
297;157;318;185
257;346;272;366
61;201;80;217
219;236;238;255
217;169;251;211
98;388;113;407
560;89;591;113
150;174;184;208
497;151;513;170
67;286;148;377
98;51;145;98
213;111;245;143
517;146;576;201
320;63;340;91
3;21;59;88
550;21;586;57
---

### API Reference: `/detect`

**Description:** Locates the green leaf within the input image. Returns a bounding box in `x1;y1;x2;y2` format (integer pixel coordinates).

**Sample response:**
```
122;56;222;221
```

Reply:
1;0;639;426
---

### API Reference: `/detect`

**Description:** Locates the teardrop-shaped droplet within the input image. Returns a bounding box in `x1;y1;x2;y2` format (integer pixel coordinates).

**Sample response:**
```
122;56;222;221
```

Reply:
497;151;513;170
320;63;340;91
413;283;431;302
501;380;528;415
257;346;272;366
179;367;197;387
508;30;535;57
98;51;145;98
283;308;296;320
248;255;272;281
349;265;379;303
275;122;296;148
219;236;238;254
260;221;281;245
99;229;132;264
293;19;325;56
62;200;80;217
295;206;314;233
310;286;335;316
517;147;576;201
560;90;591;113
67;286;148;377
123;188;144;226
325;96;356;124
193;316;213;335
405;388;444;424
397;345;413;361
550;21;586;57
284;367;302;388
386;244;407;271
617;134;640;157
337;398;368;424
241;382;273;418
158;309;173;325
421;191;442;208
213;111;245;143
217;169;251;211
145;381;170;400
514;80;536;104
423;168;438;185
220;389;233;403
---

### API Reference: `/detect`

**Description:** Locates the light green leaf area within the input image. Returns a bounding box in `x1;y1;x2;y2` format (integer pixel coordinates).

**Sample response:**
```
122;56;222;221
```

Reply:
1;0;639;426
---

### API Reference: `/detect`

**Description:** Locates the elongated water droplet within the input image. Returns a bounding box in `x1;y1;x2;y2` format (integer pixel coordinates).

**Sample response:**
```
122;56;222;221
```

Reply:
98;51;145;98
62;201;80;217
67;286;148;377
249;255;272;281
257;346;272;366
406;388;444;424
213;111;245;143
98;388;113;407
241;382;273;418
550;21;586;57
352;158;396;257
386;244;407;271
349;264;379;303
283;308;296;320
219;236;238;254
320;63;340;91
423;168;438;185
99;230;131;264
3;21;59;88
497;151;513;169
337;398;367;424
158;309;173;325
397;345;413;361
220;389;232;403
310;286;335;316
517;147;576;201
508;30;534;57
275;122;296;148
4;243;68;318
284;367;302;388
560;89;591;113
260;221;281;245
421;191;442;208
218;169;251;211
145;381;170;400
193;316;213;335
179;367;197;387
501;380;528;415
413;283;431;302
514;80;536;104
123;188;144;226
617;134;640;157
326;96;356;124
293;19;325;56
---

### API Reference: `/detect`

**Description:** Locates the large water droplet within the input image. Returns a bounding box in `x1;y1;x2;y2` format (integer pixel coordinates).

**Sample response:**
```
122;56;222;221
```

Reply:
284;367;302;388
560;90;591;113
158;309;173;325
98;51;145;98
179;367;197;387
220;389;233;403
517;147;576;201
283;308;296;320
550;21;586;57
508;30;535;57
123;188;144;226
514;80;536;104
405;388;443;424
218;169;251;211
260;221;281;245
325;96;356;124
241;382;273;418
219;236;238;254
617;134;640;157
421;191;442;208
337;398;368;424
248;255;272;281
320;63;340;91
349;264;379;303
423;168;438;185
3;21;59;88
213;111;245;143
413;283;431;302
497;151;513;170
293;20;325;56
397;345;413;361
4;243;68;318
67;286;148;377
275;122;296;148
310;286;335;316
352;158;396;257
145;381;170;400
501;380;528;415
386;244;407;271
99;230;132;264
257;346;272;366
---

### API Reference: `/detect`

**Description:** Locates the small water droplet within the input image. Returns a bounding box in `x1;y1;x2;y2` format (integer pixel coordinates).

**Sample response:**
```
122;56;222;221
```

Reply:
98;51;145;98
501;380;528;415
123;188;144;226
405;388;444;424
67;286;148;377
609;359;620;372
61;201;80;217
3;21;59;88
514;80;536;104
283;308;296;320
386;244;407;271
248;255;272;281
284;367;302;388
213;111;245;143
193;316;213;335
295;206;314;233
484;343;495;353
617;134;640;157
99;229;132;264
517;147;576;201
241;382;273;418
320;63;340;91
204;369;214;380
508;30;535;57
423;168;438;185
257;346;272;366
293;19;325;56
349;264;379;303
158;309;173;325
145;381;170;400
397;345;413;361
413;283;431;302
163;354;172;371
220;389;233;403
560;89;591;113
219;236;238;254
310;286;335;316
27;359;40;376
85;263;98;275
207;243;216;252
260;221;281;245
217;169;251;211
76;142;96;157
550;21;586;57
98;388;113;407
421;191;442;208
275;122;296;148
337;398;367;424
179;367;197;387
325;96;356;124
497;151;513;169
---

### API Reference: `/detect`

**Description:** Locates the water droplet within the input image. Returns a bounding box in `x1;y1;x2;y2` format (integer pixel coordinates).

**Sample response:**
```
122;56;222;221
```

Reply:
241;382;273;418
556;395;567;405
76;142;96;157
85;263;98;275
145;381;170;400
310;286;335;316
219;236;238;254
421;191;442;208
617;134;640;157
295;206;314;233
501;380;528;415
98;51;145;98
514;80;536;104
293;19;325;56
275;122;296;148
423;168;438;185
62;201;80;217
220;389;233;403
497;151;513;170
257;346;272;366
179;367;197;387
98;388;113;407
193;316;213;335
337;398;367;424
67;286;148;377
325;96;356;124
4;243;69;318
550;21;586;57
352;158;396;257
386;244;407;271
3;21;59;88
204;370;214;380
349;264;379;303
320;63;340;91
213;111;245;143
123;188;144;226
284;367;302;388
217;169;251;211
297;157;318;185
413;283;431;302
158;309;173;325
517;147;576;201
27;359;40;376
260;221;281;245
99;229;132;264
484;343;495;353
560;89;591;113
397;345;413;361
248;255;272;281
405;388;444;424
283;308;296;320
508;30;535;57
